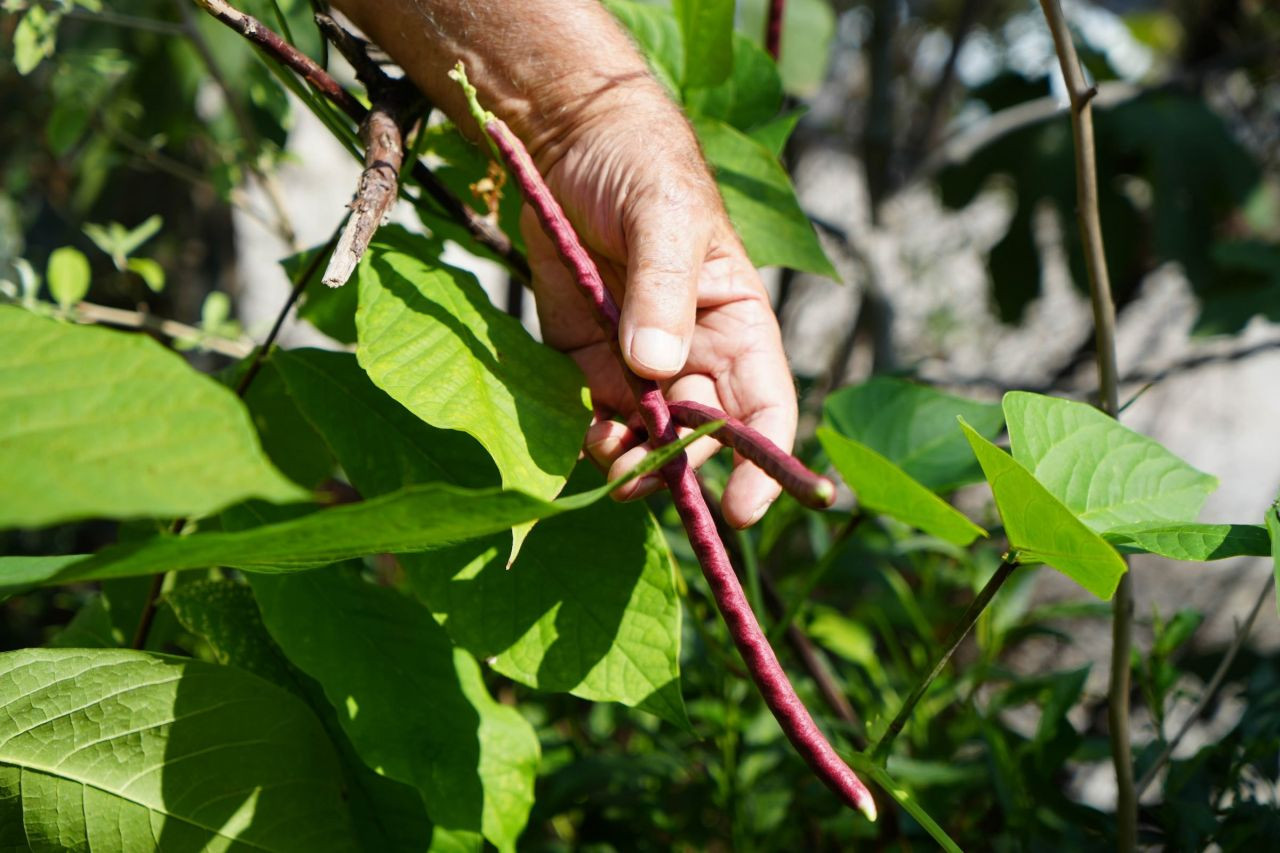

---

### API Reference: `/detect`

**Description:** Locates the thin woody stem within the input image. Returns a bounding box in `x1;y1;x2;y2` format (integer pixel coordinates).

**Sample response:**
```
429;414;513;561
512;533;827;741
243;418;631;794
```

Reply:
1036;2;1130;847
870;560;1019;761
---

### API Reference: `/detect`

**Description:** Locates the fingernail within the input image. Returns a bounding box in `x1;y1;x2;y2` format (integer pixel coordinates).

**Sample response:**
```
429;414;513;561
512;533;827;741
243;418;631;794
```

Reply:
740;501;769;529
629;327;685;373
621;475;661;501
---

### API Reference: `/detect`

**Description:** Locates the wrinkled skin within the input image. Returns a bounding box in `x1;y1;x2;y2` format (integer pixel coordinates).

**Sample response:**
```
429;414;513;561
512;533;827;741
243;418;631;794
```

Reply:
334;0;797;527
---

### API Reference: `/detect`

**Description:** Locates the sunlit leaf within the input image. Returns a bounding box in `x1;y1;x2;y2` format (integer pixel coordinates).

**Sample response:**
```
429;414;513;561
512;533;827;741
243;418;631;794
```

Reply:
252;566;539;852
818;427;985;546
0;649;355;850
355;226;591;558
46;246;90;308
694;117;836;276
960;418;1127;599
1104;522;1270;561
273;349;687;724
824;377;1005;492
0;307;305;529
1004;391;1217;531
0;427;708;594
674;0;734;89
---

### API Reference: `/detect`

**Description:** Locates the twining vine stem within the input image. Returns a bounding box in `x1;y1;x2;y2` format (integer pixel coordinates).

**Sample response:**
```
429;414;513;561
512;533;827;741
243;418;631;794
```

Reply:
1036;1;1132;847
870;560;1019;761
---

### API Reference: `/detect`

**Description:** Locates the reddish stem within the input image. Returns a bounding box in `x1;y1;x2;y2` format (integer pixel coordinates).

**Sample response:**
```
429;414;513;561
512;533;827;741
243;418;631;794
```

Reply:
668;401;835;509
458;67;874;820
766;0;786;61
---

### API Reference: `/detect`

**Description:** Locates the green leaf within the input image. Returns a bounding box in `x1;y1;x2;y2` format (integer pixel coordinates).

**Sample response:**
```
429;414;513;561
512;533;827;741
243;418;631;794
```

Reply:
273;348;498;494
0;648;355;850
166;579;434;851
824;377;1005;493
0;306;306;529
1103;522;1270;561
735;0;835;96
12;7;59;75
251;567;539;853
241;359;337;491
200;291;231;332
604;0;684;94
0;427;709;594
748;110;802;157
1269;502;1280;617
673;0;734;89
83;216;162;268
355;226;592;557
1004;391;1218;531
817;427;985;546
273;349;686;723
685;32;785;132
126;257;165;293
46;245;90;309
408;467;688;727
960;418;1127;599
692;117;836;276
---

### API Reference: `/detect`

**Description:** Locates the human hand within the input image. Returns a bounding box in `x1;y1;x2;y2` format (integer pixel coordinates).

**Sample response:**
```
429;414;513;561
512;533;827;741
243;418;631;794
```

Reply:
523;85;797;529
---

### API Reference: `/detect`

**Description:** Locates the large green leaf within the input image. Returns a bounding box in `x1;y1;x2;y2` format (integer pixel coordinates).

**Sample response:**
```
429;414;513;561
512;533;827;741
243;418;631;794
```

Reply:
272;350;687;725
1003;391;1217;532
1104;522;1270;562
251;567;539;853
693;117;836;276
0;306;306;529
823;377;1005;493
167;579;434;852
817;427;985;546
408;468;687;727
0;484;570;595
355;227;591;557
684;32;784;131
0;427;708;595
960;418;1127;599
0;648;354;851
673;0;734;89
273;348;498;495
608;0;785;133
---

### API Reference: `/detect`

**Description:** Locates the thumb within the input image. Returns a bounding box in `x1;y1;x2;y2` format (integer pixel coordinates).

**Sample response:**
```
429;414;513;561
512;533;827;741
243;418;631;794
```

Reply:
619;199;709;379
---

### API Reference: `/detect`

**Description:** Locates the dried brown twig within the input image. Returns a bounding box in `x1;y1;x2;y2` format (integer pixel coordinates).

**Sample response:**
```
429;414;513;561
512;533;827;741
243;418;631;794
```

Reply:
313;15;423;287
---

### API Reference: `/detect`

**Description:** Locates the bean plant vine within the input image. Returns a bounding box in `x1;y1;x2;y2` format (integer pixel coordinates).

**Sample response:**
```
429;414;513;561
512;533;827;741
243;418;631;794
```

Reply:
1;0;1277;850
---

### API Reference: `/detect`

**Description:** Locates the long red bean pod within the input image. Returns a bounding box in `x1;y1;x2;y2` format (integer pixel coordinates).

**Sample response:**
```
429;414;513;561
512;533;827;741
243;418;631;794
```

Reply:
668;401;835;509
450;64;875;821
